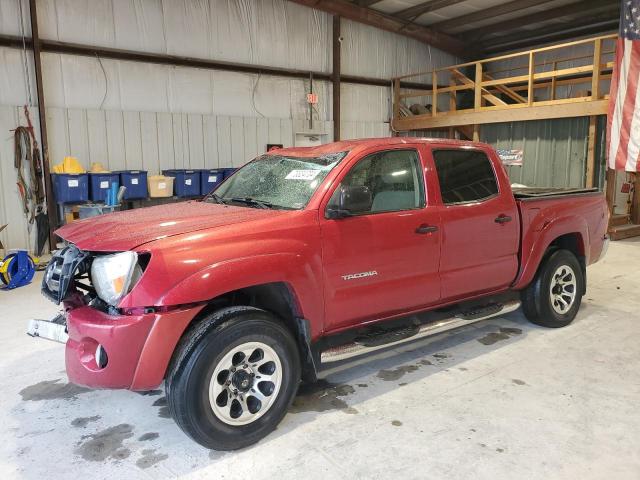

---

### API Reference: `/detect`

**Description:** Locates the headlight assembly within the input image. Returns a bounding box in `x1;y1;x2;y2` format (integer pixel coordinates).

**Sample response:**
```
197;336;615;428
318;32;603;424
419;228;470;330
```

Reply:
90;251;143;306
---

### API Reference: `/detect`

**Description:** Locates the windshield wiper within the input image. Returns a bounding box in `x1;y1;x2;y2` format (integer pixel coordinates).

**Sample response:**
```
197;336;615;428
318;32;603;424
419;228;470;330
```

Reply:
229;197;274;209
205;193;226;204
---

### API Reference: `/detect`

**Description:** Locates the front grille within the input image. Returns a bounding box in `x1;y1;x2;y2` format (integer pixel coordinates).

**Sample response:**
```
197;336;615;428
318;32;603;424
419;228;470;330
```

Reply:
42;245;91;304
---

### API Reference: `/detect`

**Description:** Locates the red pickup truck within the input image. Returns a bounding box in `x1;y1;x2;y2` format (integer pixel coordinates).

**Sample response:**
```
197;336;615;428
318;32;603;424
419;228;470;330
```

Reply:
32;138;608;450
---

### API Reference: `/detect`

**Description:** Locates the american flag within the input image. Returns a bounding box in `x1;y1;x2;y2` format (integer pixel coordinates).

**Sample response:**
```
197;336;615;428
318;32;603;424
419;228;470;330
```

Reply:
607;0;640;171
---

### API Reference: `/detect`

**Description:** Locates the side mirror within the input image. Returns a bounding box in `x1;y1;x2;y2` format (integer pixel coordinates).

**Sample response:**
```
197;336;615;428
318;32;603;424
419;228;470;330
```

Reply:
326;185;372;219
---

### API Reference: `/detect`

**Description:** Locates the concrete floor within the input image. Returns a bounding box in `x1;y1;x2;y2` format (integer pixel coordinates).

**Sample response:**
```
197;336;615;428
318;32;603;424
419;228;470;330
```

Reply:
1;239;639;480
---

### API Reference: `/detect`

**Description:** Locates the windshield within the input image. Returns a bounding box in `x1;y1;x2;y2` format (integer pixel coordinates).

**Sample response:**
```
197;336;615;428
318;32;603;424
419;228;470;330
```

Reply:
209;151;348;210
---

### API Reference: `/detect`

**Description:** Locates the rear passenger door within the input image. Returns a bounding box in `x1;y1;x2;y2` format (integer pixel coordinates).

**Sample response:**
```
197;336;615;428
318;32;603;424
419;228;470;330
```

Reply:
430;147;519;300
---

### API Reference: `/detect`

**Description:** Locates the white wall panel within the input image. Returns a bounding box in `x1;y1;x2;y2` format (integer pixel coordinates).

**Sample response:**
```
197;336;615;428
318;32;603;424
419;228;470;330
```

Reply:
230;116;245;167
216;115;232;168
341;19;458;80
0;47;35;106
0;0;29;37
203;114;219;168
105;110;126;171
86;109;108;166
139;111;159;173
156;112;174;172
46;107;69;167
123;110;143;169
66;108;90;164
29;0;331;73
187;114;205;169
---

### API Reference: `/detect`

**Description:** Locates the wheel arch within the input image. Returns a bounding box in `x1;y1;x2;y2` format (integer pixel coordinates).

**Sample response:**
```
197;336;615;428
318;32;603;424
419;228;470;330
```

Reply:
513;214;588;291
166;282;318;384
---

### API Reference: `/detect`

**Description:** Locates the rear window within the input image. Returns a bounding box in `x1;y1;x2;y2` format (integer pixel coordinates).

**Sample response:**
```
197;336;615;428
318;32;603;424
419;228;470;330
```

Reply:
433;149;498;204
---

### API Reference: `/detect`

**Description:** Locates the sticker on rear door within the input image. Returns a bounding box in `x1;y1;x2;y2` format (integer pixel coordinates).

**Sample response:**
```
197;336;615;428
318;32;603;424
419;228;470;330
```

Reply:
285;169;320;180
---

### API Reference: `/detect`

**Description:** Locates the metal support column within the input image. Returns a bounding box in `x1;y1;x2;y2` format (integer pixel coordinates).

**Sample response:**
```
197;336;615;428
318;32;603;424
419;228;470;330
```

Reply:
28;0;57;250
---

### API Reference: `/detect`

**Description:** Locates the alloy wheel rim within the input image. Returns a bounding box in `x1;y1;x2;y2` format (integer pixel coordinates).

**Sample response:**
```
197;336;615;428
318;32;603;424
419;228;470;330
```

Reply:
209;341;282;426
549;265;577;315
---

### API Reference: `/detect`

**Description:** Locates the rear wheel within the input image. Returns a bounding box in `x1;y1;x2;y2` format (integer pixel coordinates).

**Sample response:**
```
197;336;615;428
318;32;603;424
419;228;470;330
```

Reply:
166;307;301;450
521;249;584;328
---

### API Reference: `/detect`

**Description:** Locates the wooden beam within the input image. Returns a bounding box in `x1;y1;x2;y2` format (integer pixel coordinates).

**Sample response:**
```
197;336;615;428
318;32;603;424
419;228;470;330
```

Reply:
586;116;597;188
482;93;507;106
28;0;57;250
393;99;608;130
287;0;467;57
633;173;640;225
333;15;341;141
430;0;556;32
592;38;602;100
432;70;438;116
527;51;534;105
474;63;482;110
472;124;480;142
396;0;467;20
463;0;619;39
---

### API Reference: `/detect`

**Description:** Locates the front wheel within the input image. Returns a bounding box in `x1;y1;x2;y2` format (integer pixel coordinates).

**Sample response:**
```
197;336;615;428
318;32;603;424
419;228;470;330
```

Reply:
166;307;301;450
521;249;584;328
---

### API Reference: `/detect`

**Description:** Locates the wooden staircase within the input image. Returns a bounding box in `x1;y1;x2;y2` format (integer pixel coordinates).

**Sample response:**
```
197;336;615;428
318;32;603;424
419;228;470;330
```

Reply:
608;215;640;241
392;34;614;132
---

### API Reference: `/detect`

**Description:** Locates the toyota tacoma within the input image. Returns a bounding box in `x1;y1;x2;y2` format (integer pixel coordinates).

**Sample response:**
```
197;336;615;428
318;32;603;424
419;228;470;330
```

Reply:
31;138;609;450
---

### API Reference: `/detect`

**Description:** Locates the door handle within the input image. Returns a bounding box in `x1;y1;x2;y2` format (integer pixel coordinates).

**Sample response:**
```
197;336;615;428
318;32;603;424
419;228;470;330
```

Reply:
495;214;512;224
416;224;439;234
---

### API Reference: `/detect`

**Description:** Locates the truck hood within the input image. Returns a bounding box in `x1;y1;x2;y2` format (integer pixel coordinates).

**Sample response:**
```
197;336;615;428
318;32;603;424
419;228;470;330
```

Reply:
56;201;285;251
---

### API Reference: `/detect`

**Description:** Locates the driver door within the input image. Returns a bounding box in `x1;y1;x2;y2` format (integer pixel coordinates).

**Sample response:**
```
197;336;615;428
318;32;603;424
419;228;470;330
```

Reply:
320;147;441;332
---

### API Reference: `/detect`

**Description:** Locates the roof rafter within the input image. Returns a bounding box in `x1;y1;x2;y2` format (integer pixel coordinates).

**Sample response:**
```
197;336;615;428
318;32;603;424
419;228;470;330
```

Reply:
430;0;557;33
482;18;619;53
288;0;468;57
354;0;383;6
464;0;620;40
396;0;468;20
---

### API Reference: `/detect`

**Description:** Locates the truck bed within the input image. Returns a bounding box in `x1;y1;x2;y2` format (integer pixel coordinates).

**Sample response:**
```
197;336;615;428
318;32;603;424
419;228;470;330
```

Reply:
515;187;608;275
512;187;599;199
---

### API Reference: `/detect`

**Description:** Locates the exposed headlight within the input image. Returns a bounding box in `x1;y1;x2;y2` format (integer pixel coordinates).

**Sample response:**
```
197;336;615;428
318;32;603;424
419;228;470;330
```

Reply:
91;252;143;306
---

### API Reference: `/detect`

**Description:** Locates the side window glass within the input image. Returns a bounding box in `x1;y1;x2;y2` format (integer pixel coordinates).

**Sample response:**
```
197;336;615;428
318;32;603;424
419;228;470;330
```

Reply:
328;149;425;215
432;149;498;204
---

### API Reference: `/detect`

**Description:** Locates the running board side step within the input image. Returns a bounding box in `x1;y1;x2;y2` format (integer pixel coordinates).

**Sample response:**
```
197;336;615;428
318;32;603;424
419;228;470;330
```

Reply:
320;300;521;364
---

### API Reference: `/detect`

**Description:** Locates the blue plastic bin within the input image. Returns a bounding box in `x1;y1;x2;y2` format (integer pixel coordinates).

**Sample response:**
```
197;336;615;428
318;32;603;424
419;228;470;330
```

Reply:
200;169;225;195
89;173;120;203
222;167;237;179
162;169;201;197
52;173;89;204
116;170;148;199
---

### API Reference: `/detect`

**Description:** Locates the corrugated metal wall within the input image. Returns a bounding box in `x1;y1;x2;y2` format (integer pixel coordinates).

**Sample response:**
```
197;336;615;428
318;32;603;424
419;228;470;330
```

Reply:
481;117;592;188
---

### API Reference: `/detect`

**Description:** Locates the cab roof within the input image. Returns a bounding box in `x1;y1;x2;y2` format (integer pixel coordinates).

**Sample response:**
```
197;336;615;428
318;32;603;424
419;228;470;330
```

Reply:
267;137;490;158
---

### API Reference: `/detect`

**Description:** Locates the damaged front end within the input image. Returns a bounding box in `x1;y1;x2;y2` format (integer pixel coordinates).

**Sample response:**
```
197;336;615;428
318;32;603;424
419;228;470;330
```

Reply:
41;244;92;305
29;244;97;344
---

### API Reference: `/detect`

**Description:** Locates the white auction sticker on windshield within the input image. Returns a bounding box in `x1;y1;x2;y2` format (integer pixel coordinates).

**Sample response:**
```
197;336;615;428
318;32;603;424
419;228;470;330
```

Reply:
285;169;320;180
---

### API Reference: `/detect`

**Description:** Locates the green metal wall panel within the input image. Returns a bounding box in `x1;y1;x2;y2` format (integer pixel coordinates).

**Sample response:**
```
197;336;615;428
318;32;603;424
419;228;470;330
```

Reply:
481;117;593;189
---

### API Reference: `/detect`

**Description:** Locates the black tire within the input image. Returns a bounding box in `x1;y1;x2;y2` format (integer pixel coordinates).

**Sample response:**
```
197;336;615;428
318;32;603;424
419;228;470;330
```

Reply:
521;249;584;328
166;306;301;450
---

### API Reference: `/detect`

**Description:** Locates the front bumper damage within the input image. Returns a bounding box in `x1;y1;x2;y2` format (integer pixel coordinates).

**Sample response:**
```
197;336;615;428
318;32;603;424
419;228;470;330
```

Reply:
27;313;68;344
30;244;205;390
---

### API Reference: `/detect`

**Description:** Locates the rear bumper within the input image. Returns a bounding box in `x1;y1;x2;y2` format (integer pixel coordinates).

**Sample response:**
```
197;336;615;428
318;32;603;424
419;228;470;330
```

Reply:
64;304;204;390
